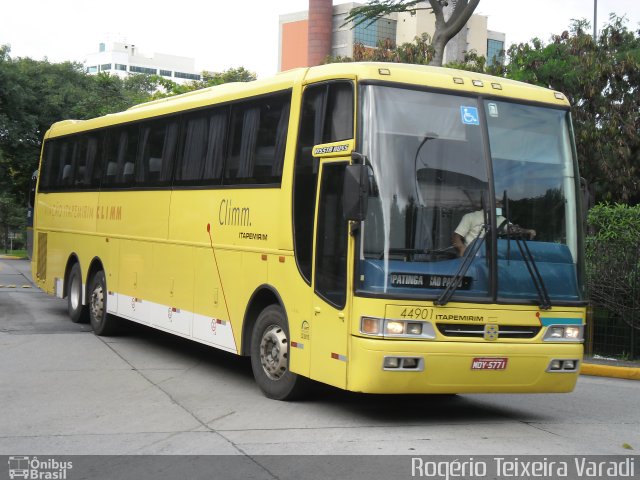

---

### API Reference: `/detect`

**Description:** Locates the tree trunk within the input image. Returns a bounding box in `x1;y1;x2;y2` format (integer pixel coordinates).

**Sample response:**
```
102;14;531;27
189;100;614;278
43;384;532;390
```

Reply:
428;0;480;67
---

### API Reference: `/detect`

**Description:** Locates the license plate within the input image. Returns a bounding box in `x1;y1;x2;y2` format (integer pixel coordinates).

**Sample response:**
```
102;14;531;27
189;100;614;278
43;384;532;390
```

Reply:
471;357;508;370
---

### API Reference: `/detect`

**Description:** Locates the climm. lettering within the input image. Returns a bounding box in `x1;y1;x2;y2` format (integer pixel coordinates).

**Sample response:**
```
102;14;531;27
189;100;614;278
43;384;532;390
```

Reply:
219;199;251;227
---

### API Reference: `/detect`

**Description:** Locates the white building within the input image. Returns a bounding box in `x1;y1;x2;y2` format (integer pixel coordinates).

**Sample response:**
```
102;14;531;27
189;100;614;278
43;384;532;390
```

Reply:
84;41;201;83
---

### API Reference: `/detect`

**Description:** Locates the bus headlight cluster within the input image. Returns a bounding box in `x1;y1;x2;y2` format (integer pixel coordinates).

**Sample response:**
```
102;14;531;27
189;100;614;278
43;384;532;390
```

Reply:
543;325;584;342
360;317;436;339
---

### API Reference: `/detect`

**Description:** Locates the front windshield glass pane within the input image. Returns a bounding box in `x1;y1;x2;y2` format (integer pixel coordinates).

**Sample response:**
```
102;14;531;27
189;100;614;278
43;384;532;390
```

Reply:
359;85;490;298
485;101;582;301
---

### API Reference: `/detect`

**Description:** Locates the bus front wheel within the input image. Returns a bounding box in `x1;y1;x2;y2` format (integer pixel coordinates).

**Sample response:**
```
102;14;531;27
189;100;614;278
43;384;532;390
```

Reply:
67;263;88;323
88;271;119;336
250;305;308;400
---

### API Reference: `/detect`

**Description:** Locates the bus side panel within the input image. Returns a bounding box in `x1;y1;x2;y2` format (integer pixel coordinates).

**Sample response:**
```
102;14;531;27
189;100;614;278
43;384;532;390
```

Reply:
169;190;237;351
97;190;171;325
117;239;152;325
192;247;236;353
151;243;194;337
32;191;99;295
267;253;312;377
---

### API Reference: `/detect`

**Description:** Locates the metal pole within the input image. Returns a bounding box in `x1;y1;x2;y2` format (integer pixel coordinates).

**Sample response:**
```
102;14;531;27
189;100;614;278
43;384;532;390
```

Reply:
593;0;598;40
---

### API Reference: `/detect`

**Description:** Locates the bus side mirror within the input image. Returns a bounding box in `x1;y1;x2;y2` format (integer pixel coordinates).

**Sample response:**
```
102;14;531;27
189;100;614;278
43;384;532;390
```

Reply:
29;170;38;208
343;164;369;222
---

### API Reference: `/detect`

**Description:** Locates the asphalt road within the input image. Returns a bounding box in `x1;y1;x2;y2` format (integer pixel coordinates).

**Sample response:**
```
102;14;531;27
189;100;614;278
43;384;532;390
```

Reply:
1;257;639;456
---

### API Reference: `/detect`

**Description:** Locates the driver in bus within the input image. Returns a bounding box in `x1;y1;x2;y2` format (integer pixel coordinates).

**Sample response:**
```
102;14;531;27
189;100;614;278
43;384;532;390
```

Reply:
452;201;536;256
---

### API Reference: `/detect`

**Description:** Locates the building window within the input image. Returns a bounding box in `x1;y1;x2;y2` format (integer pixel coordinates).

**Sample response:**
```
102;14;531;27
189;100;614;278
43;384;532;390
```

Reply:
100;63;112;71
87;66;98;73
487;39;505;66
99;43;106;53
159;69;172;77
129;65;158;75
115;64;127;71
174;72;201;81
354;17;396;47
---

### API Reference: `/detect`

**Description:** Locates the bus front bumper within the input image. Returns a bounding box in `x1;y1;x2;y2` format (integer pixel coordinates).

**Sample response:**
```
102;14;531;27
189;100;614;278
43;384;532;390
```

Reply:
347;336;583;394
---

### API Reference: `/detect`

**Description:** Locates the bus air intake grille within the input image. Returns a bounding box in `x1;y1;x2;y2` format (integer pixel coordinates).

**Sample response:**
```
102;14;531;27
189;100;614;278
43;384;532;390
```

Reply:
37;232;47;281
436;323;541;339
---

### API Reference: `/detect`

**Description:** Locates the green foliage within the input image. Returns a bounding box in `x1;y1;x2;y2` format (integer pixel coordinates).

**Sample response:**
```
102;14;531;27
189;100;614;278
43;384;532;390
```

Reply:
586;203;640;330
151;67;256;99
325;34;435;65
0;44;255;202
0;192;26;253
503;15;640;203
344;0;480;66
444;50;504;75
587;203;640;243
344;0;425;28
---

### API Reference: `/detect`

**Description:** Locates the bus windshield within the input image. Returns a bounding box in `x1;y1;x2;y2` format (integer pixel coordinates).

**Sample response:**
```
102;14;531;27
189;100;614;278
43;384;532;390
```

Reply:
358;84;583;303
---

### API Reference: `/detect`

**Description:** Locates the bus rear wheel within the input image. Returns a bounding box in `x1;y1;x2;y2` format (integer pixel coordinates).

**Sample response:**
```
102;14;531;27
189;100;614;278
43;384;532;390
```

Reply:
67;263;88;323
250;305;308;400
88;270;119;336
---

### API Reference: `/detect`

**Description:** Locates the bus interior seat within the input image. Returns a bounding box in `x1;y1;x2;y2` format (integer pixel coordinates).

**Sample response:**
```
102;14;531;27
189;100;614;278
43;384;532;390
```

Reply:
148;157;162;181
105;161;117;183
122;162;134;183
61;165;72;184
76;166;86;186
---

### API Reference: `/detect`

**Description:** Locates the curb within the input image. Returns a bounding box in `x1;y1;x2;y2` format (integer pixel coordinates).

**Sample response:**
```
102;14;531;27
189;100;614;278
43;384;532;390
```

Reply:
0;255;25;260
581;363;640;380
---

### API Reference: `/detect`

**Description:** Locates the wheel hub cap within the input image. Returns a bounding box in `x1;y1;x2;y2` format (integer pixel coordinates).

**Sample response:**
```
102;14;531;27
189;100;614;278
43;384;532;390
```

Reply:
260;325;288;380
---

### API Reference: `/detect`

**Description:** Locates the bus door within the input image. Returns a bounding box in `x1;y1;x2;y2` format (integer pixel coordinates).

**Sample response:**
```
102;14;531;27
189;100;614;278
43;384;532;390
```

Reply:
310;160;350;389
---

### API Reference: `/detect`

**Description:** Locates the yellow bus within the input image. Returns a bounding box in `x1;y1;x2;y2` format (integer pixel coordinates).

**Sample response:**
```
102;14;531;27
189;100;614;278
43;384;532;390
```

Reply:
32;63;586;399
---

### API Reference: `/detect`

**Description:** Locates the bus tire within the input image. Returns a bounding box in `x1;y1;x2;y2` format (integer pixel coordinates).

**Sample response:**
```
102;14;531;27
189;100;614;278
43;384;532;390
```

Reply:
250;305;308;400
67;263;88;323
88;270;119;336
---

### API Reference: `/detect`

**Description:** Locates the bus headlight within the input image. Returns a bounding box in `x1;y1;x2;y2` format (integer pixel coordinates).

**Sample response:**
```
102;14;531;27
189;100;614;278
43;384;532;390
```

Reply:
360;317;435;339
385;321;405;335
543;324;584;342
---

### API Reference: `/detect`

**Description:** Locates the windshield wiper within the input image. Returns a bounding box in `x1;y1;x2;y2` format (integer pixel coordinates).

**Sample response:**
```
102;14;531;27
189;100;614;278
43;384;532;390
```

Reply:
499;193;552;310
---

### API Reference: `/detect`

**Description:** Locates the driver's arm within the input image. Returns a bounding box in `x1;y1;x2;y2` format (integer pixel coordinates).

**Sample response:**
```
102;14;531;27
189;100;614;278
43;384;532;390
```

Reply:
452;232;466;257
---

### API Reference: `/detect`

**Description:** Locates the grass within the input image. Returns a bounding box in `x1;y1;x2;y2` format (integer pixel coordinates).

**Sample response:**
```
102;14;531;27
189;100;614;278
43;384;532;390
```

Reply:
1;249;28;258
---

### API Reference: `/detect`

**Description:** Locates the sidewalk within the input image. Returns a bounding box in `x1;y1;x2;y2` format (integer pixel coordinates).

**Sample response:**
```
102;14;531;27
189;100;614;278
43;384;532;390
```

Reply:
581;355;640;380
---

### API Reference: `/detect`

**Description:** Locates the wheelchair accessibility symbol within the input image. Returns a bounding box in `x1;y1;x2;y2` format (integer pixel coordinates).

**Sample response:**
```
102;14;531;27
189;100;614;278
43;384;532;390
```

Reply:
461;106;480;125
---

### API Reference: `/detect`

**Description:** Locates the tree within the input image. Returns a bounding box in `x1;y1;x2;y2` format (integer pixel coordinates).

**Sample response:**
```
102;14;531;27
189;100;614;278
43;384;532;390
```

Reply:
344;0;480;66
0;192;25;253
326;34;435;64
152;67;257;99
504;16;640;203
0;45;255;203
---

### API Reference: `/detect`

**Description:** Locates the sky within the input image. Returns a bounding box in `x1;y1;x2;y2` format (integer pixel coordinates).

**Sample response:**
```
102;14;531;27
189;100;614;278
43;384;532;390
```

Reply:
0;1;639;79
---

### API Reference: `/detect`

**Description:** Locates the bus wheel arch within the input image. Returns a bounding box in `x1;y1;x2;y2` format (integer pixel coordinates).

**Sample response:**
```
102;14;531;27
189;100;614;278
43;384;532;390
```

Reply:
244;286;308;400
241;286;283;356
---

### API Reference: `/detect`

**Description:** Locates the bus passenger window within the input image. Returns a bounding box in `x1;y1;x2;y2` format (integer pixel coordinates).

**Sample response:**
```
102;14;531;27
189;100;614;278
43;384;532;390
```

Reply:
138;119;178;186
111;127;138;187
177;108;227;185
39;141;58;191
57;142;73;187
225;93;291;185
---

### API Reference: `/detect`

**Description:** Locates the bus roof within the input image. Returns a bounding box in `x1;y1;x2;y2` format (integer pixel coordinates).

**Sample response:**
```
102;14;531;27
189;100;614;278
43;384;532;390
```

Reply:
45;62;569;139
